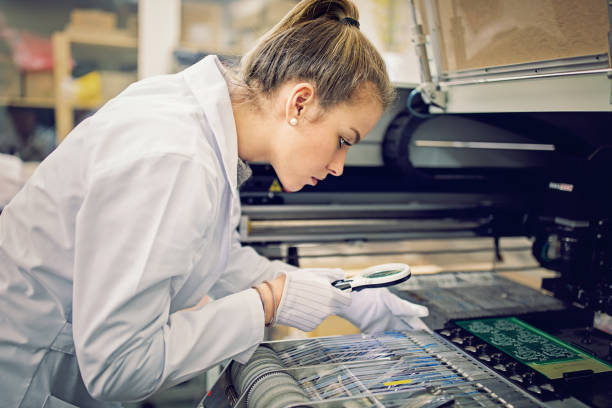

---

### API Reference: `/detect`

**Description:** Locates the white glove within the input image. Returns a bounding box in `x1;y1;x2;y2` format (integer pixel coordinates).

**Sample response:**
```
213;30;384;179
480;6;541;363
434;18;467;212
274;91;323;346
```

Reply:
338;288;429;333
276;268;351;332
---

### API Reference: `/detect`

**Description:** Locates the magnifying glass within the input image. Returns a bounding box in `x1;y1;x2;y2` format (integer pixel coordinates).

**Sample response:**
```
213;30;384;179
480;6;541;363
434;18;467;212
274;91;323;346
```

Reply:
331;263;411;292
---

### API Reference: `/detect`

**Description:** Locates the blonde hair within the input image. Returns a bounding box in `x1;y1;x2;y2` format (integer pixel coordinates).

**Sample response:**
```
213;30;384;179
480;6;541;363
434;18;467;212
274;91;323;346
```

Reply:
239;0;395;110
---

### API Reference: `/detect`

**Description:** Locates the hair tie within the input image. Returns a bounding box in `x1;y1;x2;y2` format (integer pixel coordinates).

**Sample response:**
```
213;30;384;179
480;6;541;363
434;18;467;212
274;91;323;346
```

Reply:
341;17;360;29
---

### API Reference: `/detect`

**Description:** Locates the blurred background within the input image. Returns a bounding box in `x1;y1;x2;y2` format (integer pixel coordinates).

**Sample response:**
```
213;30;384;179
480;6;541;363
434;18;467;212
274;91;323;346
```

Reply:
0;0;418;167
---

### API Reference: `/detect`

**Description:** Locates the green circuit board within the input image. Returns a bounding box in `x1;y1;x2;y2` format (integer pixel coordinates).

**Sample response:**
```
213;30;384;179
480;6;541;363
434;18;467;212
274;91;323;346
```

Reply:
456;317;612;379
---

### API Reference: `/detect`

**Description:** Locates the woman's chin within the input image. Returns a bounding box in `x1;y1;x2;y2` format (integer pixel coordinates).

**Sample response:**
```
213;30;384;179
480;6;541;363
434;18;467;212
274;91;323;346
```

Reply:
274;173;306;193
280;179;305;193
283;184;303;193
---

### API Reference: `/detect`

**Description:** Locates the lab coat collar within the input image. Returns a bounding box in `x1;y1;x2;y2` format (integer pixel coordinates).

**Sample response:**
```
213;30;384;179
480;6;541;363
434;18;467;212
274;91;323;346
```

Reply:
183;55;238;195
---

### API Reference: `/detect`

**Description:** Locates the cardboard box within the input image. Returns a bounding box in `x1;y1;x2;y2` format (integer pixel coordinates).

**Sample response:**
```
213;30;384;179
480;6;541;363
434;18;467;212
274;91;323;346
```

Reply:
69;9;117;31
182;2;224;51
24;70;54;99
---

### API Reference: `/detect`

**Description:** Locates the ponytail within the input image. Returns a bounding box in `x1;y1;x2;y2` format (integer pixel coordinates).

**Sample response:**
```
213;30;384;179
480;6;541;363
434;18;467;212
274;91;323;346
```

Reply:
240;0;395;110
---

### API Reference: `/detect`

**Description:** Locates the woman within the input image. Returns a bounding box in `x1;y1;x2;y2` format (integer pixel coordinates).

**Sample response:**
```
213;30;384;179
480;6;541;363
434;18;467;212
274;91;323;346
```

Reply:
0;1;428;406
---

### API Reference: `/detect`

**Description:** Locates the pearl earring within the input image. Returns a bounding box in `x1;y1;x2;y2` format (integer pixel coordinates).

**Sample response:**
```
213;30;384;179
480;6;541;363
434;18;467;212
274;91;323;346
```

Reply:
289;118;298;126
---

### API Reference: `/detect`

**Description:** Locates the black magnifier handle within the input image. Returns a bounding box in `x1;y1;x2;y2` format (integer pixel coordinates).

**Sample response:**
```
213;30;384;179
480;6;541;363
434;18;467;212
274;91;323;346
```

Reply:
331;279;352;291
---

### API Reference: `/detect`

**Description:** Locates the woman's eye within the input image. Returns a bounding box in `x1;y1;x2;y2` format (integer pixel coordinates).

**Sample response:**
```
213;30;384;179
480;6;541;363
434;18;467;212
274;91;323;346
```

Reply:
339;137;352;149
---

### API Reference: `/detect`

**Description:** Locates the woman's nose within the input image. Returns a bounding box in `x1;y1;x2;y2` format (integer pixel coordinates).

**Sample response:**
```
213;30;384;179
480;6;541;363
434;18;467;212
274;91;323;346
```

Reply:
327;150;346;177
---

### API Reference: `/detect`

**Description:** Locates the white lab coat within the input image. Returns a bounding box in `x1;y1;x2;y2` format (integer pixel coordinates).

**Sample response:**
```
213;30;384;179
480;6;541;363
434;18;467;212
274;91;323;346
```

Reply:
0;153;24;208
0;56;292;407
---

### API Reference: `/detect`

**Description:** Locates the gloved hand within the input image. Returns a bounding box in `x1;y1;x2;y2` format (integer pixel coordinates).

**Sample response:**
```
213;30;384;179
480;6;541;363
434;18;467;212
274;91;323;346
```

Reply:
337;287;429;333
276;268;351;332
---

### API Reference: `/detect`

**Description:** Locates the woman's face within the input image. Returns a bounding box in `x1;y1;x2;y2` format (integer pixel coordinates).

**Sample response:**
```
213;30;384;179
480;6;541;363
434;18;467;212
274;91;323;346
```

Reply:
271;84;383;192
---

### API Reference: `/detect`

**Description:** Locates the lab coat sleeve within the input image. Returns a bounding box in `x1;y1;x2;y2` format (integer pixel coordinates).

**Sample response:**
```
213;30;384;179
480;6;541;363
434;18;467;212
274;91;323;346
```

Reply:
209;194;296;299
73;154;265;401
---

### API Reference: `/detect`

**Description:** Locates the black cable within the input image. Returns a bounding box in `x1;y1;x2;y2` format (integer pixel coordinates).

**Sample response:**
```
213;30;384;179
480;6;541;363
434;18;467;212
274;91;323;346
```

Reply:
407;88;434;119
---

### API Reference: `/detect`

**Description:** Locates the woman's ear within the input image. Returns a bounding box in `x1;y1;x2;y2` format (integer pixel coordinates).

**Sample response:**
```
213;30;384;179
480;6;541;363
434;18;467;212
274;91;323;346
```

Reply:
284;82;315;125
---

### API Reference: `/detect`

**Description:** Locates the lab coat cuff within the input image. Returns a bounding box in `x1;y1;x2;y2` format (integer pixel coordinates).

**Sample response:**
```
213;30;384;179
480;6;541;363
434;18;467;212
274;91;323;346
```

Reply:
233;289;265;364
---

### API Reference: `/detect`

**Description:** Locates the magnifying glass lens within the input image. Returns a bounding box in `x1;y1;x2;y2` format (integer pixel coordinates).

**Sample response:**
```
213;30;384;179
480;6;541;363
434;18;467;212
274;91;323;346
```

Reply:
364;269;404;279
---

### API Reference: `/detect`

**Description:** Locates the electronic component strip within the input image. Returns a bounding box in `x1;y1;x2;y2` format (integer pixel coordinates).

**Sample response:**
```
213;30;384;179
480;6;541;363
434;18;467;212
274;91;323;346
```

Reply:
202;331;547;408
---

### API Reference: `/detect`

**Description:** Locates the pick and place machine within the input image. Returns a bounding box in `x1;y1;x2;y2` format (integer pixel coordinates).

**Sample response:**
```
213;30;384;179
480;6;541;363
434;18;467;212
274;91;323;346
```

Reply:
202;2;612;407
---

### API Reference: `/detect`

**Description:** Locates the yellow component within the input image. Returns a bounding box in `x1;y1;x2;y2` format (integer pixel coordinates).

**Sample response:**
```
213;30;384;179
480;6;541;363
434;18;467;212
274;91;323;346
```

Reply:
74;71;102;106
269;179;282;192
383;379;412;386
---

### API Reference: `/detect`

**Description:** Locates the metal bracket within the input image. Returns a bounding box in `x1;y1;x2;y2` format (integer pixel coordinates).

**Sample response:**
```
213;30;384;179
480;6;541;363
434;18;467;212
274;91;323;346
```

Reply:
420;82;447;109
409;0;447;110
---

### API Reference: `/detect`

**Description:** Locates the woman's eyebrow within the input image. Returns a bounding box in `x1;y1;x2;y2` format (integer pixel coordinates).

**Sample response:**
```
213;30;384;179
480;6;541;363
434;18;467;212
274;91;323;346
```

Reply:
350;128;361;144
